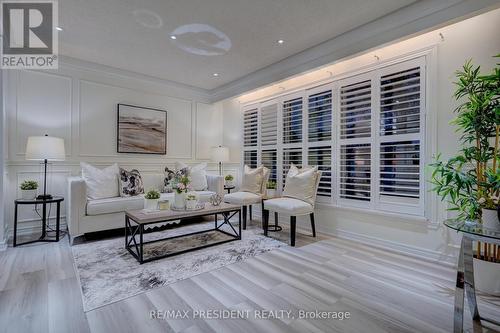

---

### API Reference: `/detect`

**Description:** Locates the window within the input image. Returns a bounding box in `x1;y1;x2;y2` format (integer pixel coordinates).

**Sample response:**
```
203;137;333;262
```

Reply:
242;57;426;216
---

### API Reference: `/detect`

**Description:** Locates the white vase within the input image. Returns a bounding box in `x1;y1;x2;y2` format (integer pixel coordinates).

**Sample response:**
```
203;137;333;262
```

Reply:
174;192;186;209
481;208;499;229
185;199;198;210
144;198;159;211
473;258;500;295
21;189;37;200
267;189;276;198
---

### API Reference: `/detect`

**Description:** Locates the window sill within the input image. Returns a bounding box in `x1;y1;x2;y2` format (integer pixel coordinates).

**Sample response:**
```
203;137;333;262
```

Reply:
315;202;430;224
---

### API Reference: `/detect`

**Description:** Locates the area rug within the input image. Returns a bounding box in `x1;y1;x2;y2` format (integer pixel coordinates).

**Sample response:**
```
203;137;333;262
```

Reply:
71;221;286;311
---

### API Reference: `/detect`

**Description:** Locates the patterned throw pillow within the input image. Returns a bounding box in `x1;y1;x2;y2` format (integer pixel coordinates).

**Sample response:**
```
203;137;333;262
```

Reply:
119;168;144;197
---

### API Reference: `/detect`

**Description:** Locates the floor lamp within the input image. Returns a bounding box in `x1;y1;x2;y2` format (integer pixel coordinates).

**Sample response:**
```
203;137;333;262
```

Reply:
25;135;66;200
211;146;229;176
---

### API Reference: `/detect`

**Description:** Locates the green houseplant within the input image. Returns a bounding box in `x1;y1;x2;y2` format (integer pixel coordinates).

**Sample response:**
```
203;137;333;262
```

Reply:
20;180;38;199
266;180;277;197
430;56;500;293
144;189;161;210
224;174;234;187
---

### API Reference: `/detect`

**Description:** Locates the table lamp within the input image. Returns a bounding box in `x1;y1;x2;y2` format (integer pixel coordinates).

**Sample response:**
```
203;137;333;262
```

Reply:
25;135;65;200
211;146;229;175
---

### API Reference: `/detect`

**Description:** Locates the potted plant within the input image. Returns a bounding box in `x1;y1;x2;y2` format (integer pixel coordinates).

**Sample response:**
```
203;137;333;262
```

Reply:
144;189;161;211
20;180;38;199
224;174;234;187
185;193;198;210
430;56;500;294
266;180;277;197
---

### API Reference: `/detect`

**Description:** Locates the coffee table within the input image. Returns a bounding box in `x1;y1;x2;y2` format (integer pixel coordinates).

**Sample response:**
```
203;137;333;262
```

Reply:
125;202;241;264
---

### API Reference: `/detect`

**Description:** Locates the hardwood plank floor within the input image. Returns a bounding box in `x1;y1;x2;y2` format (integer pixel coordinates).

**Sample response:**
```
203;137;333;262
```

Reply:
0;219;499;333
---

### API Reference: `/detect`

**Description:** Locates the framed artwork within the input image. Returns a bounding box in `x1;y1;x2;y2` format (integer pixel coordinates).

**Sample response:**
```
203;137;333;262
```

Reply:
117;104;167;154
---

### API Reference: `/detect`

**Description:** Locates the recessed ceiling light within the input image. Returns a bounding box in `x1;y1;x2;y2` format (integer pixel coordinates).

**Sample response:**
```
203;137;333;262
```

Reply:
277;39;284;44
213;73;219;77
170;35;177;40
56;26;63;31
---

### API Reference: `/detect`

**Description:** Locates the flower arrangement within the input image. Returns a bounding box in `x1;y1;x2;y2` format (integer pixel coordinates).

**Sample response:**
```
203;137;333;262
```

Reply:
144;189;160;200
20;180;38;190
174;175;191;194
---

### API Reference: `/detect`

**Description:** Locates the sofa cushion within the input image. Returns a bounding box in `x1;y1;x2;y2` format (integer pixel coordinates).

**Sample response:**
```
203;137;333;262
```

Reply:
263;197;314;215
81;162;119;199
87;196;144;216
224;191;262;205
119;168;144;197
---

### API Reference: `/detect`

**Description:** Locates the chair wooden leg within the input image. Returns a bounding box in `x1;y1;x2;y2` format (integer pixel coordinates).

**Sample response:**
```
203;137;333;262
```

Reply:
249;205;253;221
263;209;269;236
242;205;247;230
310;213;316;237
290;216;296;246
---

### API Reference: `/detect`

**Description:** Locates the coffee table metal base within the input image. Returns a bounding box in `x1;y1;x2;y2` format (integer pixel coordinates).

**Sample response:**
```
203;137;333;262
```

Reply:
125;209;241;264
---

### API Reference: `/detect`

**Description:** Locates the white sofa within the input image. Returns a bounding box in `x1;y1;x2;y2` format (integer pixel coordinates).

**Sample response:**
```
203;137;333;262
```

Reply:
66;173;223;240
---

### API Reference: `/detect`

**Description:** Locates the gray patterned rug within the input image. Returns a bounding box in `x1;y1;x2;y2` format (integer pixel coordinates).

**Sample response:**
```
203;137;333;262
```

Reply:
71;221;286;312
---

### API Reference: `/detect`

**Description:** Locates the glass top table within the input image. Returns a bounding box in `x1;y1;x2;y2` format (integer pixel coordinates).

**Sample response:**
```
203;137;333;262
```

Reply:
443;219;500;332
444;219;500;245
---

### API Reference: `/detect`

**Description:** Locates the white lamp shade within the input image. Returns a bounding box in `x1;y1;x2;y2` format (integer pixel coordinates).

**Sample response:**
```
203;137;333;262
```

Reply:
25;136;66;161
211;146;229;162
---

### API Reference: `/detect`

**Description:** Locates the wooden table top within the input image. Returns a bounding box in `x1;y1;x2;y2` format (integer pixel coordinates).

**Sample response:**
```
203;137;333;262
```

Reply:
125;202;241;224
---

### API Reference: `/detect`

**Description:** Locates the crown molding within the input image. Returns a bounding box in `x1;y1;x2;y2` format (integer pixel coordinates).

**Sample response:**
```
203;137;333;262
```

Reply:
208;0;500;102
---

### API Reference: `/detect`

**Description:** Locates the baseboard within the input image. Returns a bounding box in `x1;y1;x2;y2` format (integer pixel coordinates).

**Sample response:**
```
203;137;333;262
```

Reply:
252;210;457;267
333;228;457;267
8;218;68;242
0;239;7;251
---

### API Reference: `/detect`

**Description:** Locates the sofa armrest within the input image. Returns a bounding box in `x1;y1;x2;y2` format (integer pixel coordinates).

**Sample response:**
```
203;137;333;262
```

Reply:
66;176;87;237
206;174;223;196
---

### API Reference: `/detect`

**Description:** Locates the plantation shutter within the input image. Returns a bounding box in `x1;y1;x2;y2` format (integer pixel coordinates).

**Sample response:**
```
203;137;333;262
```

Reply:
243;108;258;147
378;59;424;214
261;149;277;183
338;77;372;205
243;150;258;169
282;97;303;144
308;146;332;198
308;90;332;142
260;104;278;146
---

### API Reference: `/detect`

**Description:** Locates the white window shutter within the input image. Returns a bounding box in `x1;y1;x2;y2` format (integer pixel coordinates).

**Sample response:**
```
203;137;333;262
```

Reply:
282;97;303;144
260;104;278;146
308;146;332;198
243;108;258;147
308;90;332;142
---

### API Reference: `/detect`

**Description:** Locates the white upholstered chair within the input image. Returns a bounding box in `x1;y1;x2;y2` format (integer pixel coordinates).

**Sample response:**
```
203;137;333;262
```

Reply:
224;166;270;229
263;168;321;246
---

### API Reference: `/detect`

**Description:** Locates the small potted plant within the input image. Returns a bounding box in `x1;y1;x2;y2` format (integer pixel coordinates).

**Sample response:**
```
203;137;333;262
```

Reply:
20;180;38;199
266;180;277;197
185;192;198;210
224;174;234;187
144;189;161;211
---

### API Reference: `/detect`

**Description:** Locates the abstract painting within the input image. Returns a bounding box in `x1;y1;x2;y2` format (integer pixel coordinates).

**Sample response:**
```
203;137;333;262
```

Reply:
117;104;167;154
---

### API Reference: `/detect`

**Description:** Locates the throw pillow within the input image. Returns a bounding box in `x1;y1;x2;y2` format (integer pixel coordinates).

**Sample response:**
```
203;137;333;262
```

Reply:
173;162;208;191
119;168;144;197
80;162;119;199
283;164;319;205
240;165;264;194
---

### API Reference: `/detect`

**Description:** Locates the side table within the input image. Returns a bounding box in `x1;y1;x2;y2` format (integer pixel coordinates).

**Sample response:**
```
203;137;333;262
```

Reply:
14;196;64;247
444;219;500;332
224;185;235;194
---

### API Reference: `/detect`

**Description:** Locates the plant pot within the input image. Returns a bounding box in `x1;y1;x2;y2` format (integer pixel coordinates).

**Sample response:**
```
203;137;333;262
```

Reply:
185;199;198;210
481;208;499;229
21;189;37;200
174;191;186;209
267;189;276;198
473;258;500;295
225;180;234;187
144;198;159;211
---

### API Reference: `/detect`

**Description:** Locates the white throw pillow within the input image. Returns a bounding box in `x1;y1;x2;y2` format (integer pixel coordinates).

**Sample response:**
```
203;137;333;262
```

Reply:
240;165;264;194
174;162;208;191
81;162;119;199
283;164;319;205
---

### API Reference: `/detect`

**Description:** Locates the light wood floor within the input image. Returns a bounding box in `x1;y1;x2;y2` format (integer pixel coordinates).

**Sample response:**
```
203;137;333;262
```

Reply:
1;219;499;333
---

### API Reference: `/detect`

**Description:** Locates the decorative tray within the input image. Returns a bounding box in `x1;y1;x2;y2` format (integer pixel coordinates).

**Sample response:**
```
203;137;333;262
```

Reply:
170;203;205;212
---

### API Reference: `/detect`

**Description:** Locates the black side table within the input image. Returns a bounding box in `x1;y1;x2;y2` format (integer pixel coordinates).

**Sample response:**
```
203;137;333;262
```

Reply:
224;185;235;194
14;196;64;247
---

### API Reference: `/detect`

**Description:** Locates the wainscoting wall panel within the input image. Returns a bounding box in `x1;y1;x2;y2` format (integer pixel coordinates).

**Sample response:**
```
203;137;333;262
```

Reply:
3;61;223;240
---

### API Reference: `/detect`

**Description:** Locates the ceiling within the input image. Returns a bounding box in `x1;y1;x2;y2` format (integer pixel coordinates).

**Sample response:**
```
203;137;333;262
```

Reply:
58;0;500;100
59;0;418;90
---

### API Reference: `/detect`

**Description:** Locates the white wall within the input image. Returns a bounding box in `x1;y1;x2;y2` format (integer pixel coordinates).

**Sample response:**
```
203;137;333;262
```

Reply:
0;70;6;250
2;60;229;240
219;8;500;264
